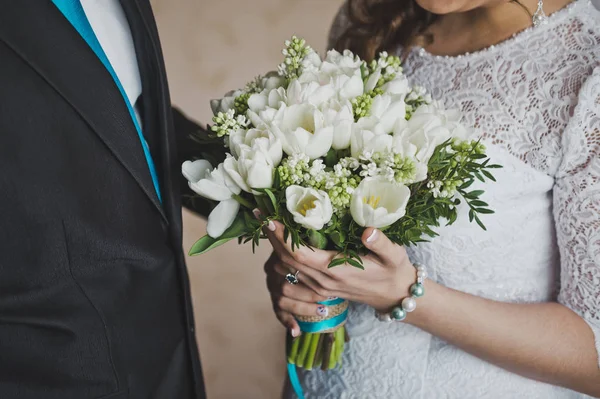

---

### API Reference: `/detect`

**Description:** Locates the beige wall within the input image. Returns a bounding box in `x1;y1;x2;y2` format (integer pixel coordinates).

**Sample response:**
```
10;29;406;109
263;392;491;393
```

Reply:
151;1;344;398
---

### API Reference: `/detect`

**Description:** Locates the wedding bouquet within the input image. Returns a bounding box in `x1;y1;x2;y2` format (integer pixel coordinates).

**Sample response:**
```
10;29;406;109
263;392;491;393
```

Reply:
183;37;498;379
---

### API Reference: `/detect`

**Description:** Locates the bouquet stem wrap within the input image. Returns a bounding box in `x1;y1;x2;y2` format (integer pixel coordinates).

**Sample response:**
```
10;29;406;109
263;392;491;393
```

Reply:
287;298;349;399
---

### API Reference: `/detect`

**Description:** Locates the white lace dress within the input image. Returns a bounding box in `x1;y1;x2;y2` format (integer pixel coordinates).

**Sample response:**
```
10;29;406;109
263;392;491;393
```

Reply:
285;1;600;398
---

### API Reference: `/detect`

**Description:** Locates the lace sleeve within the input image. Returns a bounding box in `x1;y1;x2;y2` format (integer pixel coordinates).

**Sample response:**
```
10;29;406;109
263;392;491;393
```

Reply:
554;66;600;368
327;1;350;50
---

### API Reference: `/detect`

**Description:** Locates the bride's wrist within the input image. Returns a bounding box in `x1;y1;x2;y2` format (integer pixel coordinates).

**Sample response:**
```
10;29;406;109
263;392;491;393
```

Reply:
377;263;428;323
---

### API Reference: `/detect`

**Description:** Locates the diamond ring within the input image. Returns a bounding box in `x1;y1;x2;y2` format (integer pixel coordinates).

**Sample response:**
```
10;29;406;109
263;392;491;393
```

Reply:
285;270;300;285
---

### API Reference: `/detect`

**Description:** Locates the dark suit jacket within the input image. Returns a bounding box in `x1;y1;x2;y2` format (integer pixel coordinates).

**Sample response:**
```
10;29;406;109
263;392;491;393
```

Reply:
0;1;209;398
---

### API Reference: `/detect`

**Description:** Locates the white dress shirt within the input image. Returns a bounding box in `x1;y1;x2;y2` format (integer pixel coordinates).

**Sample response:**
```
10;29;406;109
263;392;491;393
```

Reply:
80;0;143;126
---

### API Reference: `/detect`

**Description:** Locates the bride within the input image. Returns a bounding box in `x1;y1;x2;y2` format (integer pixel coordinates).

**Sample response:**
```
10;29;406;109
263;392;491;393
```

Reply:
263;0;600;397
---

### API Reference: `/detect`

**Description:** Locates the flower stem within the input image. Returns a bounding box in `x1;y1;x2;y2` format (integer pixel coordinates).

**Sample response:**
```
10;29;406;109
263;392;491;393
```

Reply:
304;333;321;370
232;194;254;209
287;335;301;365
321;333;334;371
297;332;313;368
328;335;337;369
335;327;345;366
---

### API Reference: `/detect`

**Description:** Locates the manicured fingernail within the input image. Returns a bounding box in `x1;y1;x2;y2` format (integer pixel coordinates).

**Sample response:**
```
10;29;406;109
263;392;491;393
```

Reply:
291;328;300;337
252;208;261;219
366;229;378;243
267;221;276;231
317;306;328;317
327;296;338;300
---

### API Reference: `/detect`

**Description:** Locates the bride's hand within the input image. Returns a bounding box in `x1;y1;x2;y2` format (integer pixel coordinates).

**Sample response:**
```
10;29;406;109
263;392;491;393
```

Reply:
263;220;417;334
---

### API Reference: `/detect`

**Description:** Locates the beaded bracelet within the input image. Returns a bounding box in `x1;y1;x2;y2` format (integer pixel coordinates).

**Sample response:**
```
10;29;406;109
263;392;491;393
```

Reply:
376;263;427;322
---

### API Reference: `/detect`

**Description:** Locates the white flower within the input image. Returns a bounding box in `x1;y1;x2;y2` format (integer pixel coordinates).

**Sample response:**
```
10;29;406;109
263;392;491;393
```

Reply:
322;99;354;150
223;146;274;194
393;103;459;166
228;127;283;166
381;74;410;97
286;79;336;107
270;103;334;160
184;161;241;201
321;49;363;77
182;159;213;186
357;94;406;135
285;186;334;230
210;89;244;115
350;128;394;158
182;160;242;238
260;71;286;91
350;177;411;228
247;87;287;113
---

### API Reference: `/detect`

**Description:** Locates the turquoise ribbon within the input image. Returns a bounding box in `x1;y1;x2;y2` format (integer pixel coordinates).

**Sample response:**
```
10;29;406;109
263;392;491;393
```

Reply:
52;0;162;203
288;298;348;399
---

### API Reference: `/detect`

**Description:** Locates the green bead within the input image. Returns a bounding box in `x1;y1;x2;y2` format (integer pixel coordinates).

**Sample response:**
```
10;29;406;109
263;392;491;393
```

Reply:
410;283;425;298
391;307;407;321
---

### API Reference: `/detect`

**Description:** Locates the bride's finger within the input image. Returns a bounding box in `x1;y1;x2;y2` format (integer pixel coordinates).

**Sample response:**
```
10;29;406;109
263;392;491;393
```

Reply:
274;295;330;318
275;310;301;338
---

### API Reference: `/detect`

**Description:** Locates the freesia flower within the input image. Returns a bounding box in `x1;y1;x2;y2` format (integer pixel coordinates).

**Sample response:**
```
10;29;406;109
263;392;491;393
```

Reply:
182;160;242;238
270;103;334;160
350;177;411;228
286;186;333;230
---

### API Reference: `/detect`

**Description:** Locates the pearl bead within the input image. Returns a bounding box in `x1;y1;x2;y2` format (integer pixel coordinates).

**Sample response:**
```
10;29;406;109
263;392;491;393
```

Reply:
391;307;407;321
377;313;392;322
410;283;425;298
416;265;426;272
417;270;427;278
402;297;417;313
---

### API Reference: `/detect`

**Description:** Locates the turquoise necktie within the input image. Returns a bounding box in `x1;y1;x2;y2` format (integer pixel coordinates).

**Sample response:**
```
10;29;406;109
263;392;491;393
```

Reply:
52;0;162;203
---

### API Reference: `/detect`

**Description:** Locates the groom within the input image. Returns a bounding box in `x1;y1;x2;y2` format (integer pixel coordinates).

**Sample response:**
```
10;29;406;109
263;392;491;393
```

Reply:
0;1;215;398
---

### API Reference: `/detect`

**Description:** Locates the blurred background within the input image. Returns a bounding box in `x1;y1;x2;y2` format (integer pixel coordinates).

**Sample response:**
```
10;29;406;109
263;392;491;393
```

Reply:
150;0;345;397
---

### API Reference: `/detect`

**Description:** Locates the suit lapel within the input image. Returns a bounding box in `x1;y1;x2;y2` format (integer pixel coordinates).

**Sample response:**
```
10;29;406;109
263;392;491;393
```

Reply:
121;0;184;234
0;2;166;221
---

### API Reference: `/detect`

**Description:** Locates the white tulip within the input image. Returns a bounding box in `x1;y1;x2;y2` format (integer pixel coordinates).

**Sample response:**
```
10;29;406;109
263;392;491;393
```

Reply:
206;199;240;238
321;49;363;77
182;159;213;185
223;146;274;194
350;128;394;158
285;186;334;230
261;71;286;91
350;177;411;228
286;79;336;107
381;74;410;96
182;160;243;239
271;103;334;160
247;87;287;113
357;94;407;135
228;127;283;166
210;89;244;115
323;99;354;150
393;104;454;165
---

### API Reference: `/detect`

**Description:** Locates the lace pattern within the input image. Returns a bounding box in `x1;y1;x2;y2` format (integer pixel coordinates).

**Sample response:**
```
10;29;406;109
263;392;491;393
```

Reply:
284;1;600;398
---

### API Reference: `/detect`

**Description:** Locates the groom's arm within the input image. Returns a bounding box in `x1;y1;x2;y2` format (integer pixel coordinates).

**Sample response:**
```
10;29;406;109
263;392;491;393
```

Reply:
172;107;224;219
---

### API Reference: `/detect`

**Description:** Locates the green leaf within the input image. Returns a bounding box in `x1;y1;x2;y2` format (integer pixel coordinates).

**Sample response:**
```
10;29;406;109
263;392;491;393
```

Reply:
475;208;495;214
263;189;278;213
466;190;485;199
328;258;347;268
459;179;474;190
481;169;496;181
486;164;503;169
473;214;487;231
470;200;489;207
325;148;338;167
474;171;485;182
189;214;248;255
347;258;365;270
